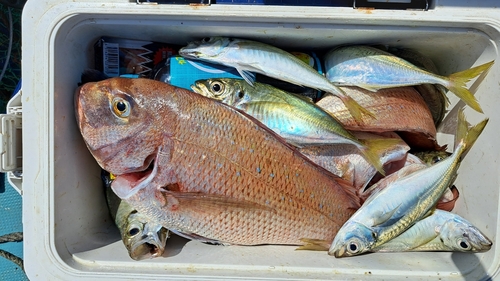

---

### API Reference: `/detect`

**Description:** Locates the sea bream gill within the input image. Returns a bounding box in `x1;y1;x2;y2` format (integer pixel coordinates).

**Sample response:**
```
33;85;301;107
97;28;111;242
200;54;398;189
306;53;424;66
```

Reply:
329;108;488;257
191;78;402;175
75;77;361;246
324;45;494;113
179;37;373;122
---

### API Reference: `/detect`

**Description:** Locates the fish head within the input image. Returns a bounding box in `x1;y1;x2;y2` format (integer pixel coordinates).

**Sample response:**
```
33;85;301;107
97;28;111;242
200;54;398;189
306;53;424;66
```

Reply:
414;150;452;166
191;78;246;105
328;221;376;258
124;211;170;260
179;37;231;60
440;217;492;252
75;78;165;176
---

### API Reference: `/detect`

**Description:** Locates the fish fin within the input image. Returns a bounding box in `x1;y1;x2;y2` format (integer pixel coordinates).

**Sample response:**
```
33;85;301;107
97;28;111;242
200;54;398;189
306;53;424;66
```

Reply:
336;93;376;122
456;108;489;157
335;177;362;210
169;229;228;245
237;68;256;86
338;161;355;185
358;84;381;92
359;138;404;176
159;190;275;214
290;93;314;103
371;204;402;227
296;238;330;251
446;60;494;113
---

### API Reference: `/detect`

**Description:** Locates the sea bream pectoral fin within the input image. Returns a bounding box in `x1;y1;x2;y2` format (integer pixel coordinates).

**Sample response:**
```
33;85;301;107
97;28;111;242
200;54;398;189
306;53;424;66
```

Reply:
157;190;276;215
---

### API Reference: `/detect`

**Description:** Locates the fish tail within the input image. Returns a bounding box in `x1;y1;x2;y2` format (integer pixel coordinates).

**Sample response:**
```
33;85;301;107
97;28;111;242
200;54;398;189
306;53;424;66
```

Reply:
446;60;494;113
337;93;376;122
327;85;376;122
456;108;489;156
296;238;330;251
359;138;404;176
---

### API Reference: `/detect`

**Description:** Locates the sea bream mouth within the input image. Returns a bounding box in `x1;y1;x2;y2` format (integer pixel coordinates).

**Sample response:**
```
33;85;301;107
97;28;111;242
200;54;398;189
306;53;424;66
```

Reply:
111;151;159;200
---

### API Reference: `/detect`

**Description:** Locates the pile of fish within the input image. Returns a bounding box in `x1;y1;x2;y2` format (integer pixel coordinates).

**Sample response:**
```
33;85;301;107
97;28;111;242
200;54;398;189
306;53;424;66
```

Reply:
75;36;494;260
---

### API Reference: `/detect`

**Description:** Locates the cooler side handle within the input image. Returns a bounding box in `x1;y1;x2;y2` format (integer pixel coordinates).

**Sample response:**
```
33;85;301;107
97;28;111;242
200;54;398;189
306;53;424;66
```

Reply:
0;91;23;195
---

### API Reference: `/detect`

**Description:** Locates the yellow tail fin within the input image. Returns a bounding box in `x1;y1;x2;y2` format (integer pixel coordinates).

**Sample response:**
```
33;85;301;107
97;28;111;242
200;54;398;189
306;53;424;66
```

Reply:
360;138;404;176
447;60;494;113
338;93;376;122
456;108;489;157
296;238;330;251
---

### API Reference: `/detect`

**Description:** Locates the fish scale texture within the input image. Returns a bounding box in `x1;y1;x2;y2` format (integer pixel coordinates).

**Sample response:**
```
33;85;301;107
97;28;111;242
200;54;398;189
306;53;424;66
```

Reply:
77;78;360;246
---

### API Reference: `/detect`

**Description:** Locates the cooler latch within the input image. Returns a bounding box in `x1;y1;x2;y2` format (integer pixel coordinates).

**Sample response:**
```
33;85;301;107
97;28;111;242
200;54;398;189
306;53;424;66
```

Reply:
0;91;23;194
353;0;429;10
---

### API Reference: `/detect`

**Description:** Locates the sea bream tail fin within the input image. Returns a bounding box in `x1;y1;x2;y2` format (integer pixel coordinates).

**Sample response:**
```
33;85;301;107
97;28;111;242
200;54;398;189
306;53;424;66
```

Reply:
296;238;330;251
446;60;494;113
359;138;405;177
455;108;489;157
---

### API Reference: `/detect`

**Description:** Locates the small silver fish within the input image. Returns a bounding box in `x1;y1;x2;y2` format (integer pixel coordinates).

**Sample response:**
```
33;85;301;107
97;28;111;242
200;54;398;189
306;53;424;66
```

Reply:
298;209;491;253
324;45;494;113
388;47;449;126
180;37;373;122
192;78;400;175
105;172;169;260
328;108;488;257
372;209;492;252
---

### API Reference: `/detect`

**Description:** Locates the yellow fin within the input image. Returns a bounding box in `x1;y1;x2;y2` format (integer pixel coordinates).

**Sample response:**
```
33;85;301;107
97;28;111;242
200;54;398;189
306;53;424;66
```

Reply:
456;108;489;157
338;93;376;122
296;238;330;251
446;60;494;113
359;138;404;176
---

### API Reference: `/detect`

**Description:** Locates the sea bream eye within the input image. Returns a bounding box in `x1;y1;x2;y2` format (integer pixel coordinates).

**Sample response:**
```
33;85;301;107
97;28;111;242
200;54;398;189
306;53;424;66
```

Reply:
112;97;131;118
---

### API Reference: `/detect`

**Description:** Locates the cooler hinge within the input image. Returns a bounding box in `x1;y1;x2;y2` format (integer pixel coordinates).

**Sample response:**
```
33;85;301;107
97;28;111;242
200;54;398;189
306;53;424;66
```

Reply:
0;90;22;194
353;0;429;10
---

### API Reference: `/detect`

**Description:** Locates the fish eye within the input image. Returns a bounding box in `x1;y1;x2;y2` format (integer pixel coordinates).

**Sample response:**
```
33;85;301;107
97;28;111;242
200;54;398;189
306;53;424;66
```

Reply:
347;241;361;254
129;227;140;236
458;238;471;250
112;97;130;118
201;37;211;43
433;156;443;164
210;81;224;95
